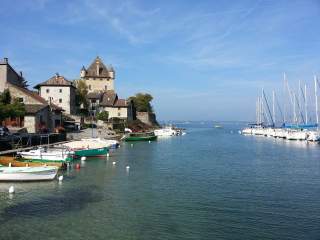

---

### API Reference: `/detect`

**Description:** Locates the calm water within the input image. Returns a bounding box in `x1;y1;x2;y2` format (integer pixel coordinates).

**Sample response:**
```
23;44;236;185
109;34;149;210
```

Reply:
1;123;320;239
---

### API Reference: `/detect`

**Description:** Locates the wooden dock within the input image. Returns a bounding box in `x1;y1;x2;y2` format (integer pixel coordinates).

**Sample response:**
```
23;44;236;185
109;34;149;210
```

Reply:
0;140;72;156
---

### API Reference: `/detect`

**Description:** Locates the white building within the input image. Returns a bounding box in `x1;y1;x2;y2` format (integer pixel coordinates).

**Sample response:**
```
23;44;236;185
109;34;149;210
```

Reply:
34;73;76;115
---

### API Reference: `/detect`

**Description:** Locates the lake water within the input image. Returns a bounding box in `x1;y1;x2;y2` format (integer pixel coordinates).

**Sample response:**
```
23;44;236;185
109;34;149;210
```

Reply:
1;123;320;239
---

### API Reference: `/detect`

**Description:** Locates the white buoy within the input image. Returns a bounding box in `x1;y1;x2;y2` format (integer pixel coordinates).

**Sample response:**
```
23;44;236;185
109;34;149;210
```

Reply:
149;140;151;143
81;156;86;161
107;153;110;157
126;166;130;170
9;186;15;194
58;175;64;182
8;162;12;167
131;144;133;147
112;161;116;165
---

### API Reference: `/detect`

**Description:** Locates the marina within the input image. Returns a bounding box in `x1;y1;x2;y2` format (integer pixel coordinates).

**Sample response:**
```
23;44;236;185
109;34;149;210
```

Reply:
1;123;320;239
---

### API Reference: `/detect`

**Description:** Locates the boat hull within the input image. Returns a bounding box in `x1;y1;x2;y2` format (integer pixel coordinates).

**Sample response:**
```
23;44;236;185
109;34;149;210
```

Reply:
74;147;108;157
0;166;58;181
124;135;157;142
0;156;66;169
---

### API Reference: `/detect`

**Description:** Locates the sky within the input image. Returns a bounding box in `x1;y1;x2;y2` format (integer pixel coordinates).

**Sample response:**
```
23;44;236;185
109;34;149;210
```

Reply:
1;0;320;121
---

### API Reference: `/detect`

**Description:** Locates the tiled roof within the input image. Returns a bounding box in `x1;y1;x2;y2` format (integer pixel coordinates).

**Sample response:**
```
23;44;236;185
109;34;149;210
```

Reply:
34;74;75;89
100;90;116;106
87;92;103;99
99;90;127;107
114;99;127;107
83;56;112;78
25;104;48;114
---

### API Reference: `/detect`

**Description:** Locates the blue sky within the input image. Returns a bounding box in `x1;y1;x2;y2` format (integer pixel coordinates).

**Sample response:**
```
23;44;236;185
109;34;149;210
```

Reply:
1;0;320;121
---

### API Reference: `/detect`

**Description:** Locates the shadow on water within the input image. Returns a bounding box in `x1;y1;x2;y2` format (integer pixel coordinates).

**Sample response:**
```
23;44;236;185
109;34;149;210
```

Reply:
0;185;103;223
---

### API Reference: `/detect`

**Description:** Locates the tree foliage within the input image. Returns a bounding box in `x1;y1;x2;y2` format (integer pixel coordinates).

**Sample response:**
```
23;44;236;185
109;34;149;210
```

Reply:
96;111;109;121
75;80;89;110
0;89;25;122
128;93;153;112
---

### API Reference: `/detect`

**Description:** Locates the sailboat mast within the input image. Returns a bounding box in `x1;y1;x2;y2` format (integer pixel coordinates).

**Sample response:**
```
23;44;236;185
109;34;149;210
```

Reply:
293;93;296;124
283;73;286;123
305;84;308;124
272;90;275;126
315;75;319;128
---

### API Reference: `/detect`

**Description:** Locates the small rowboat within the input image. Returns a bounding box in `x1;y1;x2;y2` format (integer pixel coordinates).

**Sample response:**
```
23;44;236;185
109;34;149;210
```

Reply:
0;166;58;181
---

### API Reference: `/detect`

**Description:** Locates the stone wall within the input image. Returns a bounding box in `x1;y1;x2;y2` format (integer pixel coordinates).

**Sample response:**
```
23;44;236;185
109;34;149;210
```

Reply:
8;84;42;105
84;77;114;93
136;112;157;126
104;106;128;119
0;64;7;92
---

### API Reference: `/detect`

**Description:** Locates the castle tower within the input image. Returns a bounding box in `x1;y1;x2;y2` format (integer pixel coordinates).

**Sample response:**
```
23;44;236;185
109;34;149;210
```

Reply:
80;56;114;93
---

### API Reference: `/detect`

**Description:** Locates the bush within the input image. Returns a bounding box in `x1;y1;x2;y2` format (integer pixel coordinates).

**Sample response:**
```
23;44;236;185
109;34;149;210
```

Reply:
96;111;109;121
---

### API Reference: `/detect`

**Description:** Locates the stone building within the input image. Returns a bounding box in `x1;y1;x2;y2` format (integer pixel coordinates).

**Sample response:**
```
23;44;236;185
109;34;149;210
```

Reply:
80;56;115;93
87;90;134;120
80;56;135;121
0;57;27;92
0;58;63;133
34;73;76;115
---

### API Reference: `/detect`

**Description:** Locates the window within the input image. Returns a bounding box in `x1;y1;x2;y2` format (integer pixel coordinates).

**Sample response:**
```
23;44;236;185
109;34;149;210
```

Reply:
89;85;91;90
105;85;107;90
59;99;62;103
46;89;49;93
92;99;96;103
18;98;23;103
118;107;121;110
59;89;62;93
118;113;121;117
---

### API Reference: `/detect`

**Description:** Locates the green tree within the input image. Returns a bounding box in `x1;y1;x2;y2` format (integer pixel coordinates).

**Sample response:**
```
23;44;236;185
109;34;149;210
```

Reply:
75;80;89;110
0;90;25;123
96;111;109;121
128;93;153;112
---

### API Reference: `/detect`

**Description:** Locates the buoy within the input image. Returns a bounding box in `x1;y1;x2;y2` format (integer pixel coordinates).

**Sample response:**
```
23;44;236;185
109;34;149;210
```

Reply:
8;162;12;167
131;144;133;147
9;186;15;194
107;153;110;157
149;140;151;143
75;163;81;169
126;166;130;170
81;156;86;161
112;161;116;165
58;175;64;181
119;145;121;148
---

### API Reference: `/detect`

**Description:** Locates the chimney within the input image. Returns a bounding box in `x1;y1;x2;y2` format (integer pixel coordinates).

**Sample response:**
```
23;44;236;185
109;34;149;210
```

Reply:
3;58;8;64
20;71;23;77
